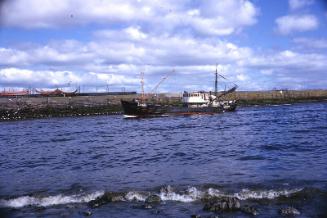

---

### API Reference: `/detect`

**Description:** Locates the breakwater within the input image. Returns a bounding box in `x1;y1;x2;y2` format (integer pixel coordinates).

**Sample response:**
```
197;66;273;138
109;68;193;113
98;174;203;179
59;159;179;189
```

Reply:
0;90;326;121
231;89;327;105
0;95;133;120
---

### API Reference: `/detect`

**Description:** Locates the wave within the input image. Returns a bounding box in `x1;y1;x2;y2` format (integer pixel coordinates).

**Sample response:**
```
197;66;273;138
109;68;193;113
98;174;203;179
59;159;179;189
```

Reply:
233;188;303;200
0;186;304;209
0;191;104;208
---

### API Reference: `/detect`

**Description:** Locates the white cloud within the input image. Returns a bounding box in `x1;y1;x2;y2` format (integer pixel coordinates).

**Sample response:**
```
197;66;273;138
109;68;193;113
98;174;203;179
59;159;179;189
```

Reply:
275;14;318;35
190;0;258;35
260;69;274;75
1;0;138;28
0;42;94;67
247;49;327;90
0;68;139;89
1;28;327;91
1;30;253;69
124;26;148;40
0;48;30;65
293;37;327;49
95;27;148;42
0;0;259;36
289;0;314;11
249;49;327;72
1;0;327;91
236;74;248;81
0;31;257;90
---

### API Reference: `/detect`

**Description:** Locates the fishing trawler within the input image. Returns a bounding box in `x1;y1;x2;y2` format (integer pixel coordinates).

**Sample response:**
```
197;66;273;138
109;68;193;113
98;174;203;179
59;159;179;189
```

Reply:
121;66;238;117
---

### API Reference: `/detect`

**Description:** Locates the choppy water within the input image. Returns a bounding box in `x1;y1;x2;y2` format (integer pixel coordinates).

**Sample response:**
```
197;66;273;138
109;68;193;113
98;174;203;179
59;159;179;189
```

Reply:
0;102;327;217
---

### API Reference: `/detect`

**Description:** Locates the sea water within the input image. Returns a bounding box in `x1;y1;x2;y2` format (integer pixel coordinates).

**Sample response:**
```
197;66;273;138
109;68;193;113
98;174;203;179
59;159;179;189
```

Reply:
0;102;326;217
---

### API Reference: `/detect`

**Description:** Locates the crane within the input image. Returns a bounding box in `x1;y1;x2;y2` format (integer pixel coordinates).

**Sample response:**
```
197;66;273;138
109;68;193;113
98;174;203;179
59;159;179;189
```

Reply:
151;75;168;94
150;69;174;95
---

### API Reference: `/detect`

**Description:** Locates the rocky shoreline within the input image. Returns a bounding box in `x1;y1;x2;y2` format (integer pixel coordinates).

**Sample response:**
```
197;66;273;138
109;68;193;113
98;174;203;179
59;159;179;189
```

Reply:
1;181;325;217
81;186;304;217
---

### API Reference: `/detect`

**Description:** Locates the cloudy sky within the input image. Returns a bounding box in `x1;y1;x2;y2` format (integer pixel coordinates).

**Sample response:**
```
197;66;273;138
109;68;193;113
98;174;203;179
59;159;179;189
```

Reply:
0;0;327;92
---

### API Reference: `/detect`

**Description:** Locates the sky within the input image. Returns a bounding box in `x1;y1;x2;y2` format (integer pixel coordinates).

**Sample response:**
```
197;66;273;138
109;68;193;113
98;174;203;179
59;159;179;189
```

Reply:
0;0;327;92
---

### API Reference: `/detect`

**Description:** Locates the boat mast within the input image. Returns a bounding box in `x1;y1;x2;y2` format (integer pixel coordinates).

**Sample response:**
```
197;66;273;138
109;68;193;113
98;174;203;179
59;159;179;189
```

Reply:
140;72;145;103
215;64;218;100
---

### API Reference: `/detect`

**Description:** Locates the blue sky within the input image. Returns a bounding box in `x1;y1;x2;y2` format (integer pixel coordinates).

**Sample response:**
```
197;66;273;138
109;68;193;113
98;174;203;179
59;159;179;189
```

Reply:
0;0;326;92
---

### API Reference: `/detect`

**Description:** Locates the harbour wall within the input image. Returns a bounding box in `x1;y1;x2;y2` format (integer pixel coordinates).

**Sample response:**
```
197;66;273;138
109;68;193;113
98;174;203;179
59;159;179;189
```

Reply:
223;89;327;105
0;90;326;120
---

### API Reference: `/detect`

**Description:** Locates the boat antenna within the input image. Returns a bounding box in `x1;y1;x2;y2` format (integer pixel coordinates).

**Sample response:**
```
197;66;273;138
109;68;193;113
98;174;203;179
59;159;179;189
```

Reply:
140;72;145;103
215;64;218;100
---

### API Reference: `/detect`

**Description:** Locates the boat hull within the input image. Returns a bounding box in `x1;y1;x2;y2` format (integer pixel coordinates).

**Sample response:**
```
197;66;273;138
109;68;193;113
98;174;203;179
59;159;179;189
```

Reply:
223;103;237;112
121;100;236;117
121;100;167;117
167;106;223;115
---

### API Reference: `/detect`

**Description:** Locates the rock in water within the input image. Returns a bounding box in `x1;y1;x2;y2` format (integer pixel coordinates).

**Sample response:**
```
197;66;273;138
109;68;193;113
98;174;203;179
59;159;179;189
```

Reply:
241;205;259;216
279;207;301;216
145;195;161;204
88;192;125;208
203;196;241;212
141;194;161;210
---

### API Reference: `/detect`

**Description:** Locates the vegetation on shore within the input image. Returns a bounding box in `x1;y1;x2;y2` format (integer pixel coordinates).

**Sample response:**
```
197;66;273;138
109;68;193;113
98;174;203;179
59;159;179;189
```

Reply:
237;96;327;106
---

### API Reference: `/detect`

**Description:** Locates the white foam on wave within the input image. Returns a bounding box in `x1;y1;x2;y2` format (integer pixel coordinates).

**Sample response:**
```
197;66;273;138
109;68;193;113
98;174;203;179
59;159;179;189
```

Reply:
123;186;303;203
159;186;204;202
203;187;304;200
124;186;204;203
233;188;303;200
0;186;304;208
0;191;104;208
158;186;303;202
125;191;149;201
